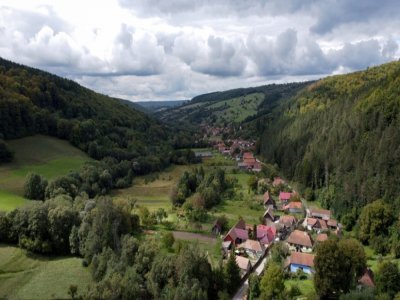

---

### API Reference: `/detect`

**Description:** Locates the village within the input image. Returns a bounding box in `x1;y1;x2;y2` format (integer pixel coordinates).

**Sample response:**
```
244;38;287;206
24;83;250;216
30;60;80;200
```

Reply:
200;135;375;297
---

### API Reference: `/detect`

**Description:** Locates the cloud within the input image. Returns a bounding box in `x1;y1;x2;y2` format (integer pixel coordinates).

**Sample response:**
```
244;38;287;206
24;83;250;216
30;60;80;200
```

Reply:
309;0;400;35
109;24;166;76
0;1;399;100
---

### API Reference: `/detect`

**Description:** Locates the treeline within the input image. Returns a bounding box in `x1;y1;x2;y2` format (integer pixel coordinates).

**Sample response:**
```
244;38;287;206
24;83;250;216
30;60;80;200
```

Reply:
0;194;241;299
259;61;400;218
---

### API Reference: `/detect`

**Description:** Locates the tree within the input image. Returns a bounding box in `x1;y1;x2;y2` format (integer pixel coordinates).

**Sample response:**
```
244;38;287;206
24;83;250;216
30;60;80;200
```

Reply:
375;261;400;298
224;251;241;295
248;176;258;192
155;208;167;224
260;262;285;300
24;173;48;200
270;241;290;264
248;273;260;300
358;200;394;244
0;140;14;163
138;206;156;227
162;232;175;250
314;238;367;298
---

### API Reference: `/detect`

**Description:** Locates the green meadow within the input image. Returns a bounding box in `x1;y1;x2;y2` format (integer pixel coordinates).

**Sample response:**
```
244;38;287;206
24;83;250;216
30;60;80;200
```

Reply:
0;135;89;211
0;244;92;300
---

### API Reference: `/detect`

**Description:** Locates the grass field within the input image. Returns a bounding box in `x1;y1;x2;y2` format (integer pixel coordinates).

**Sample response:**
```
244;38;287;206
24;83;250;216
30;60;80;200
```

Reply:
0;244;92;300
0;135;89;212
112;165;191;211
285;278;315;297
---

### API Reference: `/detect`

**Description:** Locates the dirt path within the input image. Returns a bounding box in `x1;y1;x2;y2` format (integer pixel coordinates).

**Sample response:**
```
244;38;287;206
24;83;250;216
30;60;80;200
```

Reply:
172;231;217;244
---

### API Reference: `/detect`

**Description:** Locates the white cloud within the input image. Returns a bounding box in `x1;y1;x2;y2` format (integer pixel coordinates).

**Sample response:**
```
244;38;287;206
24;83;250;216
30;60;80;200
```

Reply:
0;0;399;100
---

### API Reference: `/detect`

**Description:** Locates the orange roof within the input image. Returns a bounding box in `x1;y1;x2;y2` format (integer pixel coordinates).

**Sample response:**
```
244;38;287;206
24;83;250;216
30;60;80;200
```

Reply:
236;255;251;271
238;240;264;252
288;252;315;267
316;233;328;242
243;152;254;159
279;215;297;226
284;202;303;210
287;230;313;247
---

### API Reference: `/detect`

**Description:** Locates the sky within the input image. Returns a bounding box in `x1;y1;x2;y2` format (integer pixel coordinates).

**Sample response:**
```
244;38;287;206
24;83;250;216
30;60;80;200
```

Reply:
0;0;399;101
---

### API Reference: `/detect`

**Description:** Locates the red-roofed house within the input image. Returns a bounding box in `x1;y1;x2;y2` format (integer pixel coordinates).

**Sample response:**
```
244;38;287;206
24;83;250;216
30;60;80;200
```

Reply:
279;215;297;230
316;233;328;243
287;230;313;252
224;220;248;246
309;208;331;221
263;191;275;209
303;218;328;232
238;240;266;258
257;225;277;246
283;201;303;213
286;252;315;274
235;255;252;277
279;192;292;204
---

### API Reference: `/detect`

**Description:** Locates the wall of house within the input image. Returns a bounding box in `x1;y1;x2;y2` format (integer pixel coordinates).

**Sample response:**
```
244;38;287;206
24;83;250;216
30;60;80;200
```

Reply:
290;264;313;275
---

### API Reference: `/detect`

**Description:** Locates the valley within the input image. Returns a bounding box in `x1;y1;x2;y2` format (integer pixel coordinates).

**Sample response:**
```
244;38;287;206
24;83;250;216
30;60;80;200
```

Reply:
1;58;400;299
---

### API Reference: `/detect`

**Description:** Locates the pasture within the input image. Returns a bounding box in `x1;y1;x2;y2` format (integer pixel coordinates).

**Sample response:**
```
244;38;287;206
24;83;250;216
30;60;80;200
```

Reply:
0;244;92;300
0;135;89;211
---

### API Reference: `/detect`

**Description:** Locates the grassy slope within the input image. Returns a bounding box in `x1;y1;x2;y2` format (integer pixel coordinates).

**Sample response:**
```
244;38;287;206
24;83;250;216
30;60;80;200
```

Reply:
160;93;264;126
112;165;191;211
0;244;92;300
0;135;89;211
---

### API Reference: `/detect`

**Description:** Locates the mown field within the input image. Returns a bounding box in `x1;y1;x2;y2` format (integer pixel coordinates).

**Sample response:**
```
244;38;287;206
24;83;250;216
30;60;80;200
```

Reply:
0;135;89;211
0;244;92;300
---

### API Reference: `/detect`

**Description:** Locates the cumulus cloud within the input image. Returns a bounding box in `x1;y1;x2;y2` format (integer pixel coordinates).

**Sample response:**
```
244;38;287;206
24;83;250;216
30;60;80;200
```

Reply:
110;24;166;76
0;1;399;100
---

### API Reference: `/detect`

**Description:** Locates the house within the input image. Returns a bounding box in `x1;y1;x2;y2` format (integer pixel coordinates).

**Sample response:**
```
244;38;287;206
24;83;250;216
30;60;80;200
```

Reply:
327;219;338;230
211;219;223;235
283;201;303;214
286;252;315;275
263;207;275;224
235;255;252;277
272;177;285;187
287;230;313;252
257;224;277;246
238;240;265;259
303;218;328;232
224;220;249;246
316;233;328;243
309;208;331;221
279;192;292;204
263;191;275;209
358;268;375;288
278;215;297;229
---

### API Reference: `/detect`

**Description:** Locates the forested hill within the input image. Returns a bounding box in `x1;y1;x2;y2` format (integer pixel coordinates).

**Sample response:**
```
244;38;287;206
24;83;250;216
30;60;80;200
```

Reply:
260;60;400;217
157;82;310;128
0;57;195;167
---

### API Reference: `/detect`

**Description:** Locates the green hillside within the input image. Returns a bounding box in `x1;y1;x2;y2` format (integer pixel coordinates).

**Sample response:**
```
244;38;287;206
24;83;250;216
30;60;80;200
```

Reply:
259;61;400;217
0;135;89;211
0;245;92;299
158;82;310;128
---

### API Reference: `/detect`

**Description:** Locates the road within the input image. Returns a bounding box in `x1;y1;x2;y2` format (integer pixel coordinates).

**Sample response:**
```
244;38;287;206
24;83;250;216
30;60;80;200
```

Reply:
172;231;217;244
232;256;269;300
